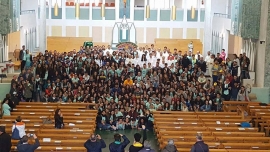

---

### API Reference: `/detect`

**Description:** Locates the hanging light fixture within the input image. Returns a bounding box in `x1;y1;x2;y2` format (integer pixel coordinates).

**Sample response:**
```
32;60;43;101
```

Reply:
171;5;176;20
75;0;80;18
54;0;59;16
101;4;105;17
191;6;195;19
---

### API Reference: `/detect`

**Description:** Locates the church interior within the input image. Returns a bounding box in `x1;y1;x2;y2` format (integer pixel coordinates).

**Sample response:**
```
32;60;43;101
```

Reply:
0;0;270;152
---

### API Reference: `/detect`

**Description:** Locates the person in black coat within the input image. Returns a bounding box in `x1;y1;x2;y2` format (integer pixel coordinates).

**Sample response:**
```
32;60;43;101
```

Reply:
97;110;111;130
182;55;191;69
84;134;106;152
19;45;26;72
109;133;130;152
54;109;64;129
0;126;12;152
197;57;207;73
190;133;209;152
17;134;40;152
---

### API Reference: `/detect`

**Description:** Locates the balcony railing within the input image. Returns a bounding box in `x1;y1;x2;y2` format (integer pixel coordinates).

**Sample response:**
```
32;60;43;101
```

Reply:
21;10;35;15
214;13;230;19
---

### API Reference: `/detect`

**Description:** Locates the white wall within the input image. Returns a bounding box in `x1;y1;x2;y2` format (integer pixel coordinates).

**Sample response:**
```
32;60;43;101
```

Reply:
212;16;231;55
21;0;39;11
20;14;37;47
211;0;227;14
203;0;229;56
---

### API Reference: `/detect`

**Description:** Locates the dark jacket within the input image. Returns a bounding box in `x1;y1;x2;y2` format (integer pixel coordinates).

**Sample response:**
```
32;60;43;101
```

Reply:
190;141;209;152
129;129;147;152
54;115;64;129
0;132;12;152
161;144;178;152
19;50;24;61
17;138;40;152
109;135;130;152
84;139;106;152
139;147;156;152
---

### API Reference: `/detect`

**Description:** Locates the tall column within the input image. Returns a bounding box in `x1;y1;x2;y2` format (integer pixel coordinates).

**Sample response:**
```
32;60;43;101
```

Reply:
39;0;47;53
203;0;212;56
263;0;270;88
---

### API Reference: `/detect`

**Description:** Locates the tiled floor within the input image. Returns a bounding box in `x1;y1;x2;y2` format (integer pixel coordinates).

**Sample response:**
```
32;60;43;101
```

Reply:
95;129;159;152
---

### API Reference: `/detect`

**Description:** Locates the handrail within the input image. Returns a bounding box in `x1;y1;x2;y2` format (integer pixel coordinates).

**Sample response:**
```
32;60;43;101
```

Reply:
20;10;35;15
213;13;230;19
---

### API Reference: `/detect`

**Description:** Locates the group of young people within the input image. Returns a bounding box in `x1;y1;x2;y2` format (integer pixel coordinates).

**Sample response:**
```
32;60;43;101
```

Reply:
3;44;251;130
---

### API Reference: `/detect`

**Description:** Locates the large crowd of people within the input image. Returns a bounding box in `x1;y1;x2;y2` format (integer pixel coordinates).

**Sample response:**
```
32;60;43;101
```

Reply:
2;44;251;130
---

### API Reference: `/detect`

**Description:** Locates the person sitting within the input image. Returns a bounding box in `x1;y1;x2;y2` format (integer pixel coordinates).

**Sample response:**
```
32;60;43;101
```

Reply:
129;125;147;152
190;133;209;152
111;117;125;131
54;109;64;129
124;117;132;129
97;110;111;130
131;118;138;129
109;133;130;152
84;134;106;152
17;134;40;152
12;116;26;139
138;140;155;152
200;101;212;112
161;139;178;152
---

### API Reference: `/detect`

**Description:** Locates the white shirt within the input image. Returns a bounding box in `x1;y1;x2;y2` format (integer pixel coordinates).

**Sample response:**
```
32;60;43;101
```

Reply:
104;49;113;55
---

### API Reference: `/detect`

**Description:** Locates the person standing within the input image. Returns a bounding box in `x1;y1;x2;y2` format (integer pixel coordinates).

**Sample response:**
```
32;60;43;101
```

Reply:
129;125;147;152
84;134;106;152
23;80;33;102
19;45;26;72
24;50;32;70
188;41;194;53
190;133;209;152
54;109;64;129
0;126;12;152
161;139;178;152
2;99;11;116
139;140;156;152
17;134;40;152
109;133;130;152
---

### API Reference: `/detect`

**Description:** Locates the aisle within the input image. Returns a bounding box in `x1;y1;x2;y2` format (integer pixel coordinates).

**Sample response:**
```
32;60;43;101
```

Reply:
96;129;159;152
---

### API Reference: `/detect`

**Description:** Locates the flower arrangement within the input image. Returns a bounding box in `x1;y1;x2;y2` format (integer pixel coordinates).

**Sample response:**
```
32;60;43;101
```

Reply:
116;42;138;50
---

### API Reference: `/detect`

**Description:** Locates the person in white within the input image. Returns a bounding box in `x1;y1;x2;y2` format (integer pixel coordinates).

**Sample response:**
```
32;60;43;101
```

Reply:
12;116;26;138
204;51;212;63
125;55;134;65
104;45;113;56
188;41;194;53
204;51;212;76
195;51;202;60
208;54;215;77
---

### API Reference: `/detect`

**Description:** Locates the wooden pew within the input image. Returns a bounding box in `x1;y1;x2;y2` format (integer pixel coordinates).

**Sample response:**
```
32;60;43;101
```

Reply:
12;146;87;152
212;132;265;137
217;136;270;143
39;129;93;134
223;143;270;150
37;134;91;139
223;101;249;112
208;127;258;132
